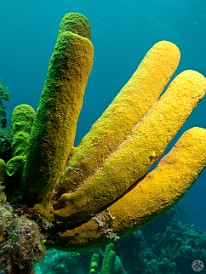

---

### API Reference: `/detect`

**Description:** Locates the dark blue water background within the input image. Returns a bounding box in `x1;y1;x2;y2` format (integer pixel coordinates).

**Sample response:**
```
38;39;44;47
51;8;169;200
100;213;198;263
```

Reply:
0;0;206;230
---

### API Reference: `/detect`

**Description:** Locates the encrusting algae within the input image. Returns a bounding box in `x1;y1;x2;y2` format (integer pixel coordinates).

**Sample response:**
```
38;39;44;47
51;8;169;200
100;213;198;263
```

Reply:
0;11;206;272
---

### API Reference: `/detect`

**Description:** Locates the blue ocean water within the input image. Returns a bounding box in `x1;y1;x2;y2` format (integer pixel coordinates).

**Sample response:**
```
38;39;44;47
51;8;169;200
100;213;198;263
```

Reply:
0;0;206;272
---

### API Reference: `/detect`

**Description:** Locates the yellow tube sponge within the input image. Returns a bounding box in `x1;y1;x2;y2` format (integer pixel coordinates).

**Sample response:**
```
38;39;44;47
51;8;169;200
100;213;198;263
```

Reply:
55;127;206;249
57;40;180;194
109;128;206;233
54;70;206;223
23;13;94;202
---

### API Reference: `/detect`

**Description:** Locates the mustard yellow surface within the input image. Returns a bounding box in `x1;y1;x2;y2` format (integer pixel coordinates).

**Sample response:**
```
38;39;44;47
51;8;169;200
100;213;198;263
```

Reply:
55;127;206;249
54;70;206;222
4;11;206;253
57;40;180;195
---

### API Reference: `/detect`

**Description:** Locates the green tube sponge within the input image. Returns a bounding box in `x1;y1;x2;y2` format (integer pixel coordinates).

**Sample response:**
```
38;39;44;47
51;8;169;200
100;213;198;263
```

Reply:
58;12;91;39
101;243;116;274
0;158;5;182
5;104;35;183
89;253;99;274
10;104;35;157
22;12;94;202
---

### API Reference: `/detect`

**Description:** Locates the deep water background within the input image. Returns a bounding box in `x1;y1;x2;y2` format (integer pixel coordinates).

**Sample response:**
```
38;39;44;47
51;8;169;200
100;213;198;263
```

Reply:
0;0;206;236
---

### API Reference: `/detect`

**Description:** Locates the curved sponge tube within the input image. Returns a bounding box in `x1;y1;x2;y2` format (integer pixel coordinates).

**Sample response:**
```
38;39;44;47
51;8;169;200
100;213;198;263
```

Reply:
55;127;206;248
109;127;206;233
54;70;206;223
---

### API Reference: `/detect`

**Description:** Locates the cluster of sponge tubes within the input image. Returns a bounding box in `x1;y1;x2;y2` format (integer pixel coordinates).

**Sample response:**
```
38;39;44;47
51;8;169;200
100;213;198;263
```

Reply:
1;12;206;260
